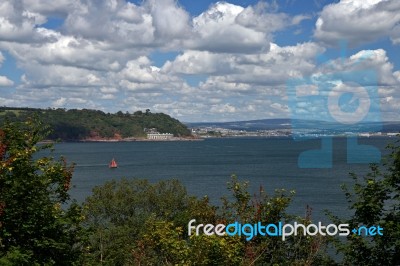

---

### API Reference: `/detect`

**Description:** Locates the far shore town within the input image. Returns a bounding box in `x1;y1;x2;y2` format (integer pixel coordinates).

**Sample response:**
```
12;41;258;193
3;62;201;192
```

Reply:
78;127;398;143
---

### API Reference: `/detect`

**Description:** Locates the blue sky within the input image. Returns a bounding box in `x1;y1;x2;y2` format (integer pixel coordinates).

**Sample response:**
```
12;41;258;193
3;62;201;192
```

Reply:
0;0;399;122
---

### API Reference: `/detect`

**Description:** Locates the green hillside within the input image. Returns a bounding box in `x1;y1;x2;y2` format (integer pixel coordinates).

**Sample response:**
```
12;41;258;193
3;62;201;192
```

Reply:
0;107;191;141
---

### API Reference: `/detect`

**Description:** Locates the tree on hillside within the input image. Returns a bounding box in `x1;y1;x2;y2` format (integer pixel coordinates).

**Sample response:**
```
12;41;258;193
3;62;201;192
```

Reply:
0;119;84;265
0;107;192;140
81;178;217;265
81;176;332;265
330;138;400;265
217;176;333;265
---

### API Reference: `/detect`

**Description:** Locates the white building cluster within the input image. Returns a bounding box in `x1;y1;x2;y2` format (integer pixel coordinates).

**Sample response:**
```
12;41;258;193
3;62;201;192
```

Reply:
147;132;174;140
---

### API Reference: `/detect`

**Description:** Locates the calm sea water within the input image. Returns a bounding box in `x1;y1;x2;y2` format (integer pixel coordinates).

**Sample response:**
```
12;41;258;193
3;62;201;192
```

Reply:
48;137;393;221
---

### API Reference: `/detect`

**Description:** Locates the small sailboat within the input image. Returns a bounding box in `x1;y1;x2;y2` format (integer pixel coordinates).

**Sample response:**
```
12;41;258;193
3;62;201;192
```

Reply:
109;158;118;168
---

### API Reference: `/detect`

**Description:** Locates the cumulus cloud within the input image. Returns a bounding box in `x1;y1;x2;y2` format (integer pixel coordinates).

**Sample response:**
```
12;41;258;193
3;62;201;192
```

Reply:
236;1;306;32
119;56;188;92
0;0;48;42
162;50;237;75
61;0;189;49
391;24;400;44
0;52;14;86
63;0;155;46
292;48;400;122
186;1;306;53
315;0;400;46
0;51;4;65
185;2;266;53
146;0;191;41
0;76;13;86
2;31;132;72
185;1;308;54
22;0;74;17
0;0;399;122
191;42;324;92
316;49;399;86
164;42;324;82
210;103;236;113
295;45;400;121
20;63;106;88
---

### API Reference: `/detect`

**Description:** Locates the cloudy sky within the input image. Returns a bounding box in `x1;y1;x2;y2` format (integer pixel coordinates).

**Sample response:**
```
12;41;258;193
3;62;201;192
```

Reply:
0;0;399;122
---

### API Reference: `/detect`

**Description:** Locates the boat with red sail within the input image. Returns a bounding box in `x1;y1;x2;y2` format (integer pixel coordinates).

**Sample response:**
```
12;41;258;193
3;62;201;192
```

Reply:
109;158;118;168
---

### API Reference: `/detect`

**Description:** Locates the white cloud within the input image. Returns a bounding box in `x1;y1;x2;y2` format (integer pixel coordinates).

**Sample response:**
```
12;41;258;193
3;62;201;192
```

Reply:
63;0;156;47
317;49;399;86
291;14;311;25
52;97;67;107
0;0;399;122
100;86;118;94
0;96;18;106
291;48;400;122
0;76;13;86
116;2;143;23
162;50;237;75
10;84;111;111
186;2;269;53
210;103;236;113
165;42;323;80
184;1;308;54
146;0;191;40
0;1;45;42
119;56;188;92
61;0;189;49
193;42;324;91
0;52;14;86
315;0;400;46
23;0;74;16
20;63;106;88
2;31;133;72
235;2;290;32
391;24;400;44
0;51;4;65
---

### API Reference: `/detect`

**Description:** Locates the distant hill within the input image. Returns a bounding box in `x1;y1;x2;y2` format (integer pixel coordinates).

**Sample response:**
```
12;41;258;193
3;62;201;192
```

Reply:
187;119;292;130
187;119;400;134
0;107;191;141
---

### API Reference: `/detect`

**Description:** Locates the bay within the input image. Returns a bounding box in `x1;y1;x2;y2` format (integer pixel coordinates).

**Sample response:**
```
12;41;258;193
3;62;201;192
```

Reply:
49;137;394;221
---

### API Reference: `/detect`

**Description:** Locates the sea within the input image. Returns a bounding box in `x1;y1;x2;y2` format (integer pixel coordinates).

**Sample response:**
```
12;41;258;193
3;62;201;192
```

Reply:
46;136;395;222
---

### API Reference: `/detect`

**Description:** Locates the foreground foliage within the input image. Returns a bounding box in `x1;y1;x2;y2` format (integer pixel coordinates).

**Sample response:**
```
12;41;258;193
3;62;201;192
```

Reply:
80;176;332;265
0;119;84;265
329;139;400;265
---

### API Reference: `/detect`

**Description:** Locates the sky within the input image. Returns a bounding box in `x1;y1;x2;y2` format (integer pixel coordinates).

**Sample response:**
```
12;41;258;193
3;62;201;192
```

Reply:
0;0;399;122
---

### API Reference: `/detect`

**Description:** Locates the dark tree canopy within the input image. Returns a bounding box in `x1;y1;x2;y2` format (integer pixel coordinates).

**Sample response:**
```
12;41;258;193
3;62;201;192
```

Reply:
0;107;191;141
0;119;84;265
330;138;400;265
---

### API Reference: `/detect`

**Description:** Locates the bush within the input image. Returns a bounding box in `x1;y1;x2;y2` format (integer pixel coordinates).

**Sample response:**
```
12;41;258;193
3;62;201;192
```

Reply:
81;176;331;265
330;138;400;265
0;119;84;265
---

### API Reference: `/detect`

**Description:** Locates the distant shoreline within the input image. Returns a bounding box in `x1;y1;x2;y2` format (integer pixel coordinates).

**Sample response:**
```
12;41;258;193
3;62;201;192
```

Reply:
39;137;204;143
80;137;204;142
38;133;398;144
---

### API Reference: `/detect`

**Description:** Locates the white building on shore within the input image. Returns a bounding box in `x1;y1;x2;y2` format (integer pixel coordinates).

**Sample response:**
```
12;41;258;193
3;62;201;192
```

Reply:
147;132;174;140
